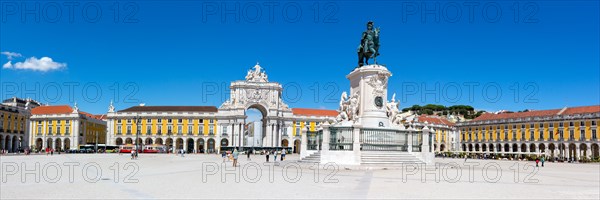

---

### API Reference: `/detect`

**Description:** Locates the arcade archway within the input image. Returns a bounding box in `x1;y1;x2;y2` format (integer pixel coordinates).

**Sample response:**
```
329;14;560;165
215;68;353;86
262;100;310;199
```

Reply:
175;138;184;150
197;139;205;153
294;139;301;154
187;138;194;153
245;104;267;147
35;138;43;151
282;139;289;147
64;138;71;150
207;138;215;153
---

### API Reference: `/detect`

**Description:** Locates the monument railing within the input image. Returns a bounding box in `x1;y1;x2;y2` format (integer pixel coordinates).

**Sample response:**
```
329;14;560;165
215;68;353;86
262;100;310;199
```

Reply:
412;132;422;152
307;130;322;151
359;128;412;151
329;127;353;151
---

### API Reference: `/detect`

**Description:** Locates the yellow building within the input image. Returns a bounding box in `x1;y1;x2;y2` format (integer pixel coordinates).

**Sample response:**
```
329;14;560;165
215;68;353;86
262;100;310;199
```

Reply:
414;114;458;153
105;64;338;154
457;105;600;160
106;105;336;154
29;104;106;152
0;97;40;152
107;105;222;153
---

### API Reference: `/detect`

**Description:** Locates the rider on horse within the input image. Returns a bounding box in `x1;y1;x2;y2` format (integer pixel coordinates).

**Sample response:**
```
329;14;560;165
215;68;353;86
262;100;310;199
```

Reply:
357;21;380;67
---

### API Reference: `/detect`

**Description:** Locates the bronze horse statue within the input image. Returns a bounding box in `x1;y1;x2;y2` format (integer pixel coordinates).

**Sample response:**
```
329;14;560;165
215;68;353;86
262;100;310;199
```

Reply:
357;21;380;67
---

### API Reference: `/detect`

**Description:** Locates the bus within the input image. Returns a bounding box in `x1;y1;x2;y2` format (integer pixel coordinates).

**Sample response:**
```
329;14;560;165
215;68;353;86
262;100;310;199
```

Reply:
98;144;119;153
119;144;139;153
78;145;95;153
77;144;119;153
143;144;166;153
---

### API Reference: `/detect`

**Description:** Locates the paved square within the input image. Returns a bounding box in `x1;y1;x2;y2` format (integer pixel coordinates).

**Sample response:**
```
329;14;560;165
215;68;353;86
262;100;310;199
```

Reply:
1;154;598;199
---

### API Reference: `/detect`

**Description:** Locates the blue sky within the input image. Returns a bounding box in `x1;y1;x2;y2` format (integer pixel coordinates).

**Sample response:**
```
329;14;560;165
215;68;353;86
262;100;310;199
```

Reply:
1;0;598;115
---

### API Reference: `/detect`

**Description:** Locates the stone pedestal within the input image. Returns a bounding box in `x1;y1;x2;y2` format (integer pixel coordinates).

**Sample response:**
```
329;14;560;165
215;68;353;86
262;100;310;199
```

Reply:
346;65;392;128
300;127;308;159
308;63;434;165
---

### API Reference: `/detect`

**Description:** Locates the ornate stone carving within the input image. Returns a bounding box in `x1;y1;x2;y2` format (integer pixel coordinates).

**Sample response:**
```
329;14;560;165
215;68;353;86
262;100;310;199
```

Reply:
72;102;79;113
348;91;360;121
220;63;290;111
108;100;115;113
245;63;269;82
336;92;350;122
386;93;400;122
336;91;360;123
219;99;232;109
367;71;389;96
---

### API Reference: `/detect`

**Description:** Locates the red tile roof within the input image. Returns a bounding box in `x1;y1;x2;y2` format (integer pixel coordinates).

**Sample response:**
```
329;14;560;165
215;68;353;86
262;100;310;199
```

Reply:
472;109;561;122
561;105;600;115
31;105;104;120
79;111;105;120
118;106;218;112
31;105;73;115
471;105;599;122
417;115;454;126
292;108;337;117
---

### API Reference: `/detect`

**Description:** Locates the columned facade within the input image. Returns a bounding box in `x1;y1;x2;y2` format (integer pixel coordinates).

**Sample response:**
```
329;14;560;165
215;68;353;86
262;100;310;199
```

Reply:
0;97;38;153
106;64;336;153
29;105;106;152
457;106;600;161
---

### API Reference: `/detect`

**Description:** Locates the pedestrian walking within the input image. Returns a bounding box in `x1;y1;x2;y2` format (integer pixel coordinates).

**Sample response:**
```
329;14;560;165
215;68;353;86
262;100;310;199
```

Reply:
131;150;135;160
222;151;227;162
247;149;251;161
535;157;540;167
265;150;270;162
541;156;545;167
273;150;278;161
232;149;239;167
281;149;286;161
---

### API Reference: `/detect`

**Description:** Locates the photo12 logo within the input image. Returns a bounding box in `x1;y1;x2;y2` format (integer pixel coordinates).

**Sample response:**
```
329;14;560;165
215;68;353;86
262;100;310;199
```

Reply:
0;1;140;23
200;1;339;24
400;1;540;24
202;162;339;183
1;162;139;184
401;82;539;104
402;162;539;183
1;82;141;104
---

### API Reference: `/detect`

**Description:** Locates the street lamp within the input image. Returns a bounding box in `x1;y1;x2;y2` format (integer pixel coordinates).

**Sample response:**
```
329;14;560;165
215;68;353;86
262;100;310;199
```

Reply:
95;131;98;153
135;115;141;157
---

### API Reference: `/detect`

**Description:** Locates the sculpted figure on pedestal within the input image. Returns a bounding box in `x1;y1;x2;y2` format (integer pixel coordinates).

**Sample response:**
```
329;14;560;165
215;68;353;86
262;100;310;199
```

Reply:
336;92;350;122
386;93;400;122
348;91;360;121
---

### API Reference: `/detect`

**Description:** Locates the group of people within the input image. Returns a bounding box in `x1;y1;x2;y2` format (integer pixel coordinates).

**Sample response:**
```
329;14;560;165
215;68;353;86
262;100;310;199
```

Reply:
130;150;138;160
45;148;58;155
0;148;32;155
176;149;186;157
264;150;286;162
221;149;288;167
0;149;10;155
535;157;546;167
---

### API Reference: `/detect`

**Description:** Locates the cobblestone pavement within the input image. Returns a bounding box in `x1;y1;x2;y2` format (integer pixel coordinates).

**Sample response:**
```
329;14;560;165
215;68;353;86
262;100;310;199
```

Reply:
1;154;598;199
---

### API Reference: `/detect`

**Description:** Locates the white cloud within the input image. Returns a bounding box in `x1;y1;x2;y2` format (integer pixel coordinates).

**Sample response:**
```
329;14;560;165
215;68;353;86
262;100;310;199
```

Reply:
3;61;12;69
2;57;67;72
1;51;22;60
